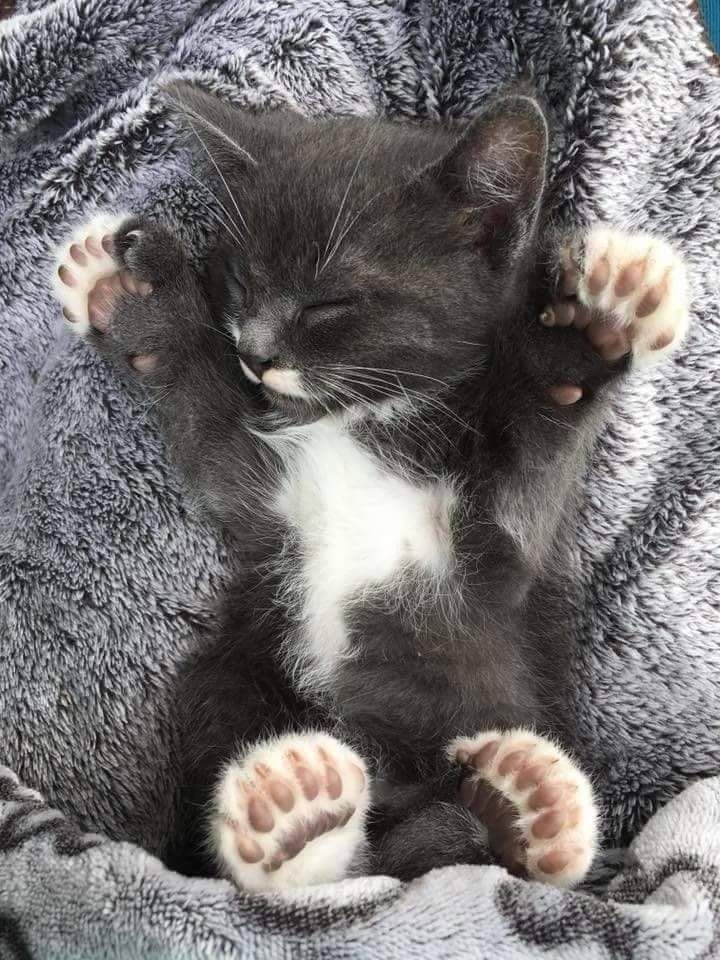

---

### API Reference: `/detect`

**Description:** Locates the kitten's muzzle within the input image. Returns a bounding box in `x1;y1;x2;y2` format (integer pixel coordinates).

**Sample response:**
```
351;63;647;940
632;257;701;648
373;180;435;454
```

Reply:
238;354;309;400
239;353;276;384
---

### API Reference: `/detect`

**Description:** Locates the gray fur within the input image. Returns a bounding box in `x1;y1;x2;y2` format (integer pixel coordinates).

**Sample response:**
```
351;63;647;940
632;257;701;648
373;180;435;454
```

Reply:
1;0;719;955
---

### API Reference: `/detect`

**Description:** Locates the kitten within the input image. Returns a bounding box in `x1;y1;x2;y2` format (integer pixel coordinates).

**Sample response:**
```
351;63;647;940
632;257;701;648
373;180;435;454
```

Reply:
53;84;689;891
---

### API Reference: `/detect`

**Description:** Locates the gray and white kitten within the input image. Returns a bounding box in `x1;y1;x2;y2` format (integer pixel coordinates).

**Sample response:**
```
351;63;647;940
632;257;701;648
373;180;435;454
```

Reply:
54;84;689;891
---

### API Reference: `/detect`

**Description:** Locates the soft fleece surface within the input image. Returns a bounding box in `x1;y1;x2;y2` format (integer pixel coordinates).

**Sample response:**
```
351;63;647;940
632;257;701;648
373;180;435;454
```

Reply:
1;0;719;957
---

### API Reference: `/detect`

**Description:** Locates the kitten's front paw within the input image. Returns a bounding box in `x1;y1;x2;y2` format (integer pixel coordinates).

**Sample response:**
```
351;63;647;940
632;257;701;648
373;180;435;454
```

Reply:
54;217;160;372
542;227;689;369
54;215;133;334
449;729;598;888
212;732;370;892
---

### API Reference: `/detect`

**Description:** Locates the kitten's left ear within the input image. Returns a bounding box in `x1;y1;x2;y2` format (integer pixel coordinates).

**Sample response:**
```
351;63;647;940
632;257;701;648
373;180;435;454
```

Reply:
435;94;549;266
162;81;262;170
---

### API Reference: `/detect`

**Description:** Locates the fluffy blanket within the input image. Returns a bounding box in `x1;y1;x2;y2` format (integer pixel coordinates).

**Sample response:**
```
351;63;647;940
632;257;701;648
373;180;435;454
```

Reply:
1;0;719;956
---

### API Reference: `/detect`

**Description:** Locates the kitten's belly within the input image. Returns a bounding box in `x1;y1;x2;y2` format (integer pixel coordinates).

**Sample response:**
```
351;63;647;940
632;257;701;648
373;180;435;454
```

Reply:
270;419;457;691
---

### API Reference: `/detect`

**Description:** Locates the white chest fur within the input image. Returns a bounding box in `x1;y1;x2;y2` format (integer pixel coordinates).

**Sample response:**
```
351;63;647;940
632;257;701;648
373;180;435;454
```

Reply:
267;418;457;691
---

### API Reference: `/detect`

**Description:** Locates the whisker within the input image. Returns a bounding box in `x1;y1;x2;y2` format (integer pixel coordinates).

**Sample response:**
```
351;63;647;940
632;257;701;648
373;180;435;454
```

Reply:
319;185;390;275
319;371;460;451
313;372;460;469
132;384;174;426
196;320;236;343
169;93;259;166
312;240;322;281
315;377;355;415
184;171;245;246
319;120;381;275
318;363;450;389
316;372;368;407
318;362;480;433
537;411;580;434
331;369;477;436
185;118;252;240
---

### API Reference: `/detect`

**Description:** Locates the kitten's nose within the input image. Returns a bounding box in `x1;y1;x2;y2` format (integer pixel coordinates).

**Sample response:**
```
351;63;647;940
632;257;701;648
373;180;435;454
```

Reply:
239;353;276;384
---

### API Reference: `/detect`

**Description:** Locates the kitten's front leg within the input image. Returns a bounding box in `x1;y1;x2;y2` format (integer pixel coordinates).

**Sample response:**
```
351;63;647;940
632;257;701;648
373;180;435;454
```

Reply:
53;216;257;516
540;226;690;404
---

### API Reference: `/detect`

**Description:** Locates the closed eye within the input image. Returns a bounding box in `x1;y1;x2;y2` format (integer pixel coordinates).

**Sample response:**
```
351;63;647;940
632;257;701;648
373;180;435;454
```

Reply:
300;300;354;325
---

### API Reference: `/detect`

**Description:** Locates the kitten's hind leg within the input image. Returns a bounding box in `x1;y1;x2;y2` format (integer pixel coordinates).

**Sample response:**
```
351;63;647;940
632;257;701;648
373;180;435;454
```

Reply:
212;732;371;891
448;729;598;888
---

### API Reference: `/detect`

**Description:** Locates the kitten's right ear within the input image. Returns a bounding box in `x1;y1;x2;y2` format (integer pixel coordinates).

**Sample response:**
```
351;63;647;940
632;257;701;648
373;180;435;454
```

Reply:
433;94;549;268
162;82;259;169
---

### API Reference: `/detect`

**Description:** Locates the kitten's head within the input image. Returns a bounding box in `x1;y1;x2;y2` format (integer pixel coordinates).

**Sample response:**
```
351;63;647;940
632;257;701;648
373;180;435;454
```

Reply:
168;84;549;422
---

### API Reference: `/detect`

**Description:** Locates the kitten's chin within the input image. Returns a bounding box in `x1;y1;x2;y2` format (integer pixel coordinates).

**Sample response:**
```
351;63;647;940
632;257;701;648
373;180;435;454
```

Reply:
262;387;326;426
240;362;325;422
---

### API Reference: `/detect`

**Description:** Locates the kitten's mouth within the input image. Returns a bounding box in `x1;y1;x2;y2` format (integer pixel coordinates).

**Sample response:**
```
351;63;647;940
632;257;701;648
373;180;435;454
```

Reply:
239;358;310;402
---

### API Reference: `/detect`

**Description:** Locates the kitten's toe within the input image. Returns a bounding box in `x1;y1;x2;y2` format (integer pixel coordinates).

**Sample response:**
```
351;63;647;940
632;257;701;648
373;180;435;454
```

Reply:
450;729;598;888
130;353;159;373
212;732;370;891
547;384;583;406
112;217;188;285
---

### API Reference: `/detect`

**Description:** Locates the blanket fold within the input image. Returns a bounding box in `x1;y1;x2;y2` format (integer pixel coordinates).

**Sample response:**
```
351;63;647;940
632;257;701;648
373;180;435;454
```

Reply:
1;0;719;955
2;765;720;958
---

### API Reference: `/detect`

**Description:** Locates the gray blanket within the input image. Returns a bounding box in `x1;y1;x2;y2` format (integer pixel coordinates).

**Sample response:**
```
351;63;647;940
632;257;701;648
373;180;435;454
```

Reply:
1;0;719;956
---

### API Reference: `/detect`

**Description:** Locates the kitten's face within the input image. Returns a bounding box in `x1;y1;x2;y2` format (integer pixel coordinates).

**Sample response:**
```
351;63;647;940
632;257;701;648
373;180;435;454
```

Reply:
172;86;549;422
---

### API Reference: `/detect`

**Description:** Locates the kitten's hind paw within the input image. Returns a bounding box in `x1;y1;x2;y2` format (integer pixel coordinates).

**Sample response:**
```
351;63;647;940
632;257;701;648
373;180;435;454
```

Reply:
449;729;598;888
212;732;370;892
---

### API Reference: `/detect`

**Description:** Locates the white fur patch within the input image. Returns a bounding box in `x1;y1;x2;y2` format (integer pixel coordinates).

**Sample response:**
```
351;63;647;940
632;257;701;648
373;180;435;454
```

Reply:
236;356;309;397
263;416;457;690
263;368;308;398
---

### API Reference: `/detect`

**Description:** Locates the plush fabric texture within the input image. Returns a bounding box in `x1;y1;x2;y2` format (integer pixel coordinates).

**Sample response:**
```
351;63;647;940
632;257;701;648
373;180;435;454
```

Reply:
0;0;719;955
